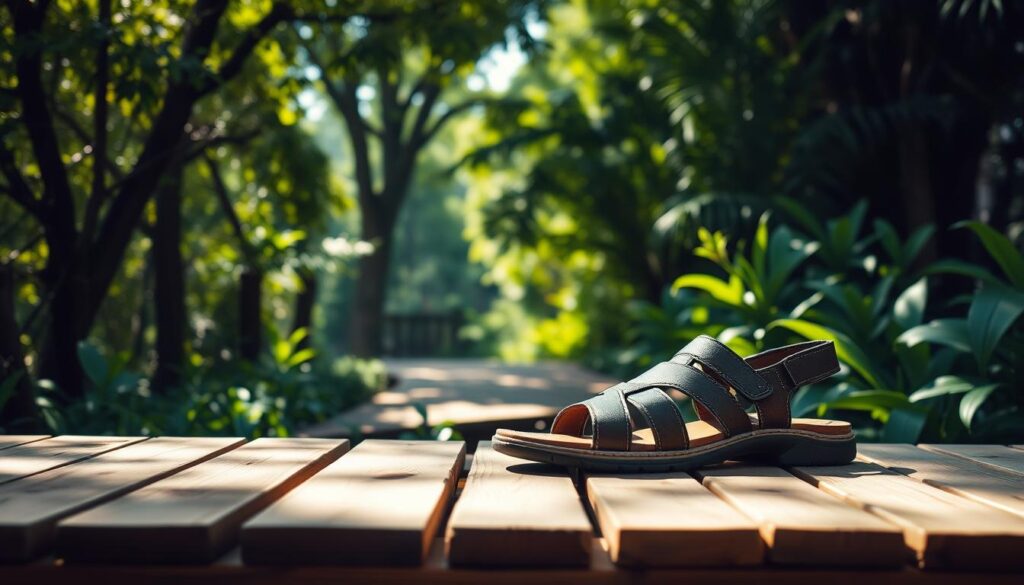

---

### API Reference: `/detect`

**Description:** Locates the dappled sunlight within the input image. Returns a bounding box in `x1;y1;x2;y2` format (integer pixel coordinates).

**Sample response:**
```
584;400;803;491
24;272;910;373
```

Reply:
306;359;618;435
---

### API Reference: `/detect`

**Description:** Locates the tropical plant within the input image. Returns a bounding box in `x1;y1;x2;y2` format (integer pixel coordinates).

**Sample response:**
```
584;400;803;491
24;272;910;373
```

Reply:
627;203;1023;442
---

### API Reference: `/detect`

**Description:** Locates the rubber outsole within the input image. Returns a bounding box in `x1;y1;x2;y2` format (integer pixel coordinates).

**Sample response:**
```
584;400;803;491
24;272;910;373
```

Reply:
491;430;857;473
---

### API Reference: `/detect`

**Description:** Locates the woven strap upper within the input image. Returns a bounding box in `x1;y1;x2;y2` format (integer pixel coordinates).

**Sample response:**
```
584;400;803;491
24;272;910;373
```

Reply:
550;336;839;451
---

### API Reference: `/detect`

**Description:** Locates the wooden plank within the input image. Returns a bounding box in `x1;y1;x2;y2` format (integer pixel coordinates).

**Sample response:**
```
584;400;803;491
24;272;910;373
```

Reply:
791;460;1024;570
586;473;763;567
695;465;905;566
4;540;1024;585
920;444;1024;477
0;436;243;562
860;444;1024;520
445;441;591;567
0;435;144;485
242;439;464;566
56;438;349;564
0;436;49;451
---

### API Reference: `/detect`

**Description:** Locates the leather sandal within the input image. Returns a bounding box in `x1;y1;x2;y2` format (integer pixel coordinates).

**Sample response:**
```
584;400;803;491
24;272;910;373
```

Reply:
493;336;856;472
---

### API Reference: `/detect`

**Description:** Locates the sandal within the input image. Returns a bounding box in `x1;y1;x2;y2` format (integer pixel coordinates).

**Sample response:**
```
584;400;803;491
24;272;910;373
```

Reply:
493;336;856;472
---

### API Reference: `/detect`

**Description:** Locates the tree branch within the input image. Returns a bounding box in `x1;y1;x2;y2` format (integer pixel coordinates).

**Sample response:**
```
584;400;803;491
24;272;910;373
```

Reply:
0;141;44;220
203;154;258;265
199;2;294;96
303;38;377;215
419;98;489;146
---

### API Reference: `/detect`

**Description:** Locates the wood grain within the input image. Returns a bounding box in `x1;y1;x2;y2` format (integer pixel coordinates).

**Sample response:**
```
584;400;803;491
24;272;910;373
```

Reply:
0;435;144;485
56;438;349;564
695;465;905;566
919;444;1024;477
860;444;1024;519
586;473;763;567
445;441;592;567
242;439;464;566
792;460;1024;570
0;436;49;451
0;436;244;562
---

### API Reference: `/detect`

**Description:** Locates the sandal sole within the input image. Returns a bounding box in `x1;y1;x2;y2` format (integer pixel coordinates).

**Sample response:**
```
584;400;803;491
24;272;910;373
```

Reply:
492;429;856;473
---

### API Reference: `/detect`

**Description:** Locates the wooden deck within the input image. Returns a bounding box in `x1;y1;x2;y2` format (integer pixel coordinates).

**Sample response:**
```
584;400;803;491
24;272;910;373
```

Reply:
303;359;617;438
0;435;1023;584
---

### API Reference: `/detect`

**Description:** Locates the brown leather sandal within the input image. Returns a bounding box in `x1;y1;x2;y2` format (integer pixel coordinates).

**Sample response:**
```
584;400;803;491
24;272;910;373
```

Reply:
493;336;856;472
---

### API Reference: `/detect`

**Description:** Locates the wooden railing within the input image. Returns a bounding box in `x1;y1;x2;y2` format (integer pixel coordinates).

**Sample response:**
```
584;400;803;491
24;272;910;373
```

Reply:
381;311;465;357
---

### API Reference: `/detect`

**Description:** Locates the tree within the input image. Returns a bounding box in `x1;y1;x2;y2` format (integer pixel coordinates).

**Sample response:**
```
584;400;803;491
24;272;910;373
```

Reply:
0;0;371;406
301;0;541;356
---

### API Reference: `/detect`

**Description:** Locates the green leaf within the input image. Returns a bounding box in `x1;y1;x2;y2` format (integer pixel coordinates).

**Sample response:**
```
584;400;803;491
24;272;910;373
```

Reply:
893;278;927;330
285;348;317;368
882;407;928;442
909;376;975;402
823;390;914;420
76;341;109;389
966;284;1024;370
902;225;936;268
287;327;309;348
752;212;769;281
957;220;1024;288
897;318;971;353
925;259;1001;285
672;274;744;306
959;384;999;429
769;318;885;388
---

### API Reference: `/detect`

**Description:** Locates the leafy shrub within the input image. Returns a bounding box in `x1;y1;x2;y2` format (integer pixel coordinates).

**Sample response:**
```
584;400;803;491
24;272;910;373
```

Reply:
614;204;1023;442
25;329;385;438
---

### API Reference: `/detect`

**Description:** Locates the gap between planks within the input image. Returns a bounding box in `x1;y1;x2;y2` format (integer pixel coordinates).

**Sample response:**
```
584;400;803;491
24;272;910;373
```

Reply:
242;439;465;566
446;441;592;567
0;436;244;562
56;438;350;564
859;444;1024;520
791;458;1024;570
0;436;146;485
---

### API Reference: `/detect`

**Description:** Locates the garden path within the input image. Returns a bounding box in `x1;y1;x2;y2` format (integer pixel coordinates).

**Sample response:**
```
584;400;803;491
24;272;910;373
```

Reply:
302;359;617;439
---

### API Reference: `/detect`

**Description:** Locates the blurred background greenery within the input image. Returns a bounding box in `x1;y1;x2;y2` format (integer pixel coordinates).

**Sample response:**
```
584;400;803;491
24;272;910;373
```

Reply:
1;0;1022;443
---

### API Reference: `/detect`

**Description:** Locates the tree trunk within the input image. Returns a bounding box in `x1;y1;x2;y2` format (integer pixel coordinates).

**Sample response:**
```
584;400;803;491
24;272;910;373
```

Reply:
239;267;263;361
349;232;393;357
0;264;41;431
37;243;85;399
152;165;186;392
292;267;317;349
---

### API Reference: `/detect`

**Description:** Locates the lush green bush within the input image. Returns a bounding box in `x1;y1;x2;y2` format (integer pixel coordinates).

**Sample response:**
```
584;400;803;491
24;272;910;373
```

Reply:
1;329;385;438
603;204;1023;443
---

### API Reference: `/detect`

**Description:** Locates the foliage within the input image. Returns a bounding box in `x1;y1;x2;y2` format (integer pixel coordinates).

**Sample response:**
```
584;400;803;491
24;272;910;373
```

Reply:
12;333;386;438
626;207;1024;442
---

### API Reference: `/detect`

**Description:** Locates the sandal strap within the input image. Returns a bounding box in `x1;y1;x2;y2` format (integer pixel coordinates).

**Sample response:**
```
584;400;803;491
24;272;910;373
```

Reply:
673;335;772;401
628;360;752;437
746;340;840;429
551;387;632;451
624;388;689;450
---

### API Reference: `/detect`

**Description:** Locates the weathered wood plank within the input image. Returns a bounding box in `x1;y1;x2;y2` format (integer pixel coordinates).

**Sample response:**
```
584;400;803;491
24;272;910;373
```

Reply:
792;460;1024;570
695;465;905;566
242;439;464;566
0;436;49;451
56;438;349;564
860;444;1024;519
0;436;244;562
0;436;144;485
586;473;763;567
445;441;591;567
919;444;1024;477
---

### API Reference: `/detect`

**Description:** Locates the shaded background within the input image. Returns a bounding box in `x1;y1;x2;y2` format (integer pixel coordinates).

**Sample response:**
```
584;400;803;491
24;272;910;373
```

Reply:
1;0;1022;442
